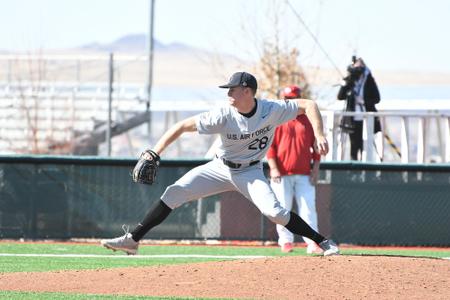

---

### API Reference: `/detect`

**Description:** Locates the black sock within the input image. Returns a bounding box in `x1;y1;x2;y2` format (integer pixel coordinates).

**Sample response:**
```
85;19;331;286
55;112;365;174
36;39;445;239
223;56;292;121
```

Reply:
131;200;172;242
285;212;325;245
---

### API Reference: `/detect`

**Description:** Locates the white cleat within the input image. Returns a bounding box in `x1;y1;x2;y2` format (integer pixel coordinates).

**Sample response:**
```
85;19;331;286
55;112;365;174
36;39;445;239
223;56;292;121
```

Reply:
306;242;324;255
319;239;340;256
101;226;139;255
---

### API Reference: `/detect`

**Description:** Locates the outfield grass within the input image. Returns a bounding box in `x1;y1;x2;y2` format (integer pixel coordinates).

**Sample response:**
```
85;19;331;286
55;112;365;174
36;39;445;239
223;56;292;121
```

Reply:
0;243;282;273
0;291;228;300
0;242;449;273
0;242;449;300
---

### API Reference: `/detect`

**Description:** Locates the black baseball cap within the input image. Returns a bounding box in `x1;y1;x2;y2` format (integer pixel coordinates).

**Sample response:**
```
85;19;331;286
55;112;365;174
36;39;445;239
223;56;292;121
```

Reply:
219;71;258;92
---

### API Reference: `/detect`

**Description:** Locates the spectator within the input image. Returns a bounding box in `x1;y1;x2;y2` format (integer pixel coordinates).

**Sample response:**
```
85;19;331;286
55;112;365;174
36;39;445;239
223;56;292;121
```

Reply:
266;85;323;254
337;57;381;160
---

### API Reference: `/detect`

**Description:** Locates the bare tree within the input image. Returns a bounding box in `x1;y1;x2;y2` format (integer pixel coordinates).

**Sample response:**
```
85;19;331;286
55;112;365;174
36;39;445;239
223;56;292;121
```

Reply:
251;1;312;99
14;54;47;154
257;44;312;99
206;0;313;100
3;52;74;154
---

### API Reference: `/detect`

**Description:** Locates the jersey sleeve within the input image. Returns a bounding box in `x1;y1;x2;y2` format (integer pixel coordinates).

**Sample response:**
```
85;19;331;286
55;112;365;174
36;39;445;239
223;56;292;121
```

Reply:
195;108;227;134
269;100;299;126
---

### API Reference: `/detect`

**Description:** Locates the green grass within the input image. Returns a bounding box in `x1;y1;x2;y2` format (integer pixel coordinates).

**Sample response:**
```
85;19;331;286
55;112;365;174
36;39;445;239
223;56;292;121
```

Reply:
0;291;229;300
0;243;286;256
0;256;226;273
0;243;449;273
0;242;448;300
0;243;295;273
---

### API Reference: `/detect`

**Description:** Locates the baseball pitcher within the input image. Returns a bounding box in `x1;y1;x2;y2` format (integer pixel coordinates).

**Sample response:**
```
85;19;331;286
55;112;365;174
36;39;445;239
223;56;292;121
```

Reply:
101;71;339;256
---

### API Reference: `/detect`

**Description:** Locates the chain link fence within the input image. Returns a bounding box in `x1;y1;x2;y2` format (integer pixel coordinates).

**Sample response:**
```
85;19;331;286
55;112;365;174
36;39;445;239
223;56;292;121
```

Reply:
0;156;449;246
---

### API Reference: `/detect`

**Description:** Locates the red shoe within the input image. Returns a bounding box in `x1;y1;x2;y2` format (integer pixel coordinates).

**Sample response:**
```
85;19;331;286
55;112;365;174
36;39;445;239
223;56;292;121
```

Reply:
281;243;294;253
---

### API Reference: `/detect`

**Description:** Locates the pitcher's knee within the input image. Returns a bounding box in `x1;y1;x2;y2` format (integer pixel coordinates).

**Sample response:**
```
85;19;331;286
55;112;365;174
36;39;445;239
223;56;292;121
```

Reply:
263;210;290;226
160;184;189;209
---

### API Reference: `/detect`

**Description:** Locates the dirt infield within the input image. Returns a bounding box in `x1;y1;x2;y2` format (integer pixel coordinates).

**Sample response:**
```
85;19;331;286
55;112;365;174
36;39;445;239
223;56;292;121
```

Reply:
0;255;449;299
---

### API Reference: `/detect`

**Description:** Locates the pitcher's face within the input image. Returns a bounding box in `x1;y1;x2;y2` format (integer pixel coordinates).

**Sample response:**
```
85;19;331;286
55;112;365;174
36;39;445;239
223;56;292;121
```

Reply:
228;86;249;107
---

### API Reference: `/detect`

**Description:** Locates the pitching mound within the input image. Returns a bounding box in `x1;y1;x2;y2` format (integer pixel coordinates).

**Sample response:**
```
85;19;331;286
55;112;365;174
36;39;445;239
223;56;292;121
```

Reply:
0;255;448;299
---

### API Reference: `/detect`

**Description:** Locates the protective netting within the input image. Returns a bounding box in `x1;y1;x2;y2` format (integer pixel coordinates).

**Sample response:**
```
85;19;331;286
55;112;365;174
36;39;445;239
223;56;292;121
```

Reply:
0;157;449;246
328;169;450;246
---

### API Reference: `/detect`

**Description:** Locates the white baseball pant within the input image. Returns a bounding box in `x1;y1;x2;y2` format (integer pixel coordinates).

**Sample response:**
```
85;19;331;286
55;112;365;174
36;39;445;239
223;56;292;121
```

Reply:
270;175;318;246
160;159;291;226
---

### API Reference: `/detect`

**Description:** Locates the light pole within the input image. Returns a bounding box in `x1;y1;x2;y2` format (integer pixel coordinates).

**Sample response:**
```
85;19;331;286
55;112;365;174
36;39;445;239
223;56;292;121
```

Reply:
107;52;114;156
147;0;155;138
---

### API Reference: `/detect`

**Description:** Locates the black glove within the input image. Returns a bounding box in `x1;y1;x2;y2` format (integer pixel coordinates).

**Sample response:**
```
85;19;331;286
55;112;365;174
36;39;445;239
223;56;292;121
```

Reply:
132;149;160;185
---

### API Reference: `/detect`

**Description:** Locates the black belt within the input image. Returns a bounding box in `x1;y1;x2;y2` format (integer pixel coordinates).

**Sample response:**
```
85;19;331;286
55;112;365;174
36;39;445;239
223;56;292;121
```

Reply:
216;155;260;169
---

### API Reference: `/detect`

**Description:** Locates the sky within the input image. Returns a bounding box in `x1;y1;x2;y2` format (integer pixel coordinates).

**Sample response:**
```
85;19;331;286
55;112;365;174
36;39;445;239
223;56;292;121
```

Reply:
1;0;449;73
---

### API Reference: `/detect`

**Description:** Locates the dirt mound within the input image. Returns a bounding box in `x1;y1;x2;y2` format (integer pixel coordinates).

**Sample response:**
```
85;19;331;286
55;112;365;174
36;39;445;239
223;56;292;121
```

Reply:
1;255;449;299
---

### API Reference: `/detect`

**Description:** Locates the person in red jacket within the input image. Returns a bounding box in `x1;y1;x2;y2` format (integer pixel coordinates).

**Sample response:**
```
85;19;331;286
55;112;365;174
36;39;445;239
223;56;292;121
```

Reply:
266;85;323;254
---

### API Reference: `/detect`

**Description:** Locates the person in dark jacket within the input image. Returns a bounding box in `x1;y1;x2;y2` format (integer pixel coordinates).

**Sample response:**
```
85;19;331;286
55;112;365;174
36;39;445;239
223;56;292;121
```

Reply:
337;57;381;160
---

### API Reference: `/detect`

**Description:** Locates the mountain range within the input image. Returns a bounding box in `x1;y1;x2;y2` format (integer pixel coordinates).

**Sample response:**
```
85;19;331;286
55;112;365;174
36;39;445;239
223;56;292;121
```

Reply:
78;33;200;53
76;34;450;86
1;33;450;86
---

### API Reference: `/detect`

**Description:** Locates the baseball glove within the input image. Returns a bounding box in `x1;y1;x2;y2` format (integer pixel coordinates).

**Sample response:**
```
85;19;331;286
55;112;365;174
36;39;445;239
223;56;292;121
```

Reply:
132;149;160;185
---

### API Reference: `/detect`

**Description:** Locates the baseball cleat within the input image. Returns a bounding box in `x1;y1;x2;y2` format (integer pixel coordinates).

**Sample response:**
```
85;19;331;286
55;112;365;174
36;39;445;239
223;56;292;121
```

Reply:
101;226;139;255
281;242;294;253
318;239;340;256
306;242;324;254
101;233;138;255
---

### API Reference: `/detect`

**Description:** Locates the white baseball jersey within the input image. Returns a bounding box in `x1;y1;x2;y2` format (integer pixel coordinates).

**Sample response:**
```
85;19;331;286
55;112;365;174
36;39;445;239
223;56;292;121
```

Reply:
196;99;299;163
161;98;300;226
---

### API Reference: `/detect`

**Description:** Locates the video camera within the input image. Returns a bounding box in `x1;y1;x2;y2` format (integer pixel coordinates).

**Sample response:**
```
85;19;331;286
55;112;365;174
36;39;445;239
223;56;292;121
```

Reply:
347;56;365;82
